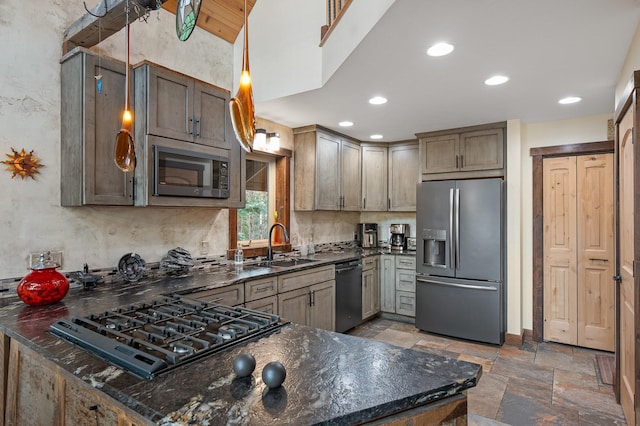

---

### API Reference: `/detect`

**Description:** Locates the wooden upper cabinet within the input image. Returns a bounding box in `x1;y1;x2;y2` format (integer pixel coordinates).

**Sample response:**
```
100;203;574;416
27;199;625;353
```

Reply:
362;145;389;211
136;63;232;150
389;143;418;211
417;122;506;180
60;49;133;206
459;129;504;172
294;126;361;211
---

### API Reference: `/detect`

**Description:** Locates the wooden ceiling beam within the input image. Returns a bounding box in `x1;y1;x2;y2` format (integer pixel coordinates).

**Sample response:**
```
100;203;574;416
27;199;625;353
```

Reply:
63;0;170;55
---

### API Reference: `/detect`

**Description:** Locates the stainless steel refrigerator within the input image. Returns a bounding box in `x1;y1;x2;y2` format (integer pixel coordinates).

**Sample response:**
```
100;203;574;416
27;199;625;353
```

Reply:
415;178;505;345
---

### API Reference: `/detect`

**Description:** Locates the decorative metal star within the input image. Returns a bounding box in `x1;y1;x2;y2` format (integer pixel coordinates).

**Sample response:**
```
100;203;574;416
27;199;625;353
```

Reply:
2;148;43;180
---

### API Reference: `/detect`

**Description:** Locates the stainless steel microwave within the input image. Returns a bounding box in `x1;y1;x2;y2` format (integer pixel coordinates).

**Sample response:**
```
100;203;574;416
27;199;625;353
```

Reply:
153;145;229;198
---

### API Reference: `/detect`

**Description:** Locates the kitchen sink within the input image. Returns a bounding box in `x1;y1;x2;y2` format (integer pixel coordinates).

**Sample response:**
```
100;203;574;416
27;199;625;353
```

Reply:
256;258;317;268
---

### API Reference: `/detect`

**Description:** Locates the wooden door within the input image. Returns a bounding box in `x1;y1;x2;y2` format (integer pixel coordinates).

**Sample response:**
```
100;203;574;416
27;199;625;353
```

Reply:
459;129;504;172
543;156;578;345
309;281;335;331
576;154;614;351
340;140;362;211
315;133;341;210
420;134;459;176
361;145;388;211
278;287;309;326
380;255;396;313
362;267;376;319
389;143;419;211
193;81;231;149
618;106;636;425
146;65;194;141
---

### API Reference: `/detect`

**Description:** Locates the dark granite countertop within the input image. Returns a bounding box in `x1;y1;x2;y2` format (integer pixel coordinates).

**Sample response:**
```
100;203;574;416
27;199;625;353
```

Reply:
0;248;479;425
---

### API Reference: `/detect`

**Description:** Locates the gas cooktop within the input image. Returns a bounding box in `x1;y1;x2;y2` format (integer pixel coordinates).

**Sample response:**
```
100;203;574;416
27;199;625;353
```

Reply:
50;295;288;379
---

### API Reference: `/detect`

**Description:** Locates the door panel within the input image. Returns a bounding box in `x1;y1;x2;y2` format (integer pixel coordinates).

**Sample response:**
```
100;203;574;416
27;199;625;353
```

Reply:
456;178;503;281
577;154;614;351
543;156;578;345
618;108;635;425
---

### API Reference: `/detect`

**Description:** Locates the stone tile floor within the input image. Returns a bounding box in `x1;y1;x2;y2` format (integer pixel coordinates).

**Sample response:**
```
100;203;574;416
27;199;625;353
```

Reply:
348;317;626;425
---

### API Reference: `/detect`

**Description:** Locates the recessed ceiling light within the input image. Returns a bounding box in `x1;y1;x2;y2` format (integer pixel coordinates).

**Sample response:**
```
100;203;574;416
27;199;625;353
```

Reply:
339;121;354;127
558;96;581;104
484;75;509;86
427;42;454;57
370;134;383;140
369;96;387;105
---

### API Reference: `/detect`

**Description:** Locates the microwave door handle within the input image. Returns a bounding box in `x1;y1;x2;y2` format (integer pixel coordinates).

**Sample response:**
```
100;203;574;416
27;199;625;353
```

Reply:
449;188;454;270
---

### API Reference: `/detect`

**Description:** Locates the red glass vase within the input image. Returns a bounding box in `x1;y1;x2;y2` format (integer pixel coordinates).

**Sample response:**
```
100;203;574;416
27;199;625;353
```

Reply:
17;253;69;306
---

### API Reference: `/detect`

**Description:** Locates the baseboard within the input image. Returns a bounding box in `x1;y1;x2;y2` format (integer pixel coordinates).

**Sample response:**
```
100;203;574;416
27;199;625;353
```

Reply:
505;329;533;346
505;331;524;347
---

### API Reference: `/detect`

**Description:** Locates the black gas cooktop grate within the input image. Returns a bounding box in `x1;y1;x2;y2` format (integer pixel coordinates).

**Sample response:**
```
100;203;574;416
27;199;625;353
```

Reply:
50;295;288;379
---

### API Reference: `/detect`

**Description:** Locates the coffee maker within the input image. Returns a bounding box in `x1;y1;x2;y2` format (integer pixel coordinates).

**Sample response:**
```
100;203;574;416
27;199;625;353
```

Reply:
389;224;409;251
357;223;378;248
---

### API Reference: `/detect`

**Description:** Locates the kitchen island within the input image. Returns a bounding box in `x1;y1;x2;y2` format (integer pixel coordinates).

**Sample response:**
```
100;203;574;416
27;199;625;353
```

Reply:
0;253;480;425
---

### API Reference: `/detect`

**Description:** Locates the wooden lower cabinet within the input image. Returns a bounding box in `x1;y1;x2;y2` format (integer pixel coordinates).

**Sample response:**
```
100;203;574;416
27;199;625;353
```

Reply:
278;281;335;331
380;255;396;313
362;256;380;320
180;283;244;306
4;338;149;425
245;295;278;314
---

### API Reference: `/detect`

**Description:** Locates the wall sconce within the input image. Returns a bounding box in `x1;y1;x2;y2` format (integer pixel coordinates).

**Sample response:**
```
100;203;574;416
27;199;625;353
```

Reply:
253;129;280;152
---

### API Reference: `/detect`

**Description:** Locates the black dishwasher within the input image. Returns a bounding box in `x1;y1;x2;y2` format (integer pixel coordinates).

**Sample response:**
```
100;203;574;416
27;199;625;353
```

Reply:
335;260;363;333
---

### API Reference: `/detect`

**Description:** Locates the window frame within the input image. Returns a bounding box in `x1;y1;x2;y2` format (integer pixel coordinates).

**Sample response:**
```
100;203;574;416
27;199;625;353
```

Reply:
228;146;291;259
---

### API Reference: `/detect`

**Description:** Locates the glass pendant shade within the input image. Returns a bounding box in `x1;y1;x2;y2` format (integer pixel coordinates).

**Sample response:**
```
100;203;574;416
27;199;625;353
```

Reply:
229;0;255;152
115;8;136;172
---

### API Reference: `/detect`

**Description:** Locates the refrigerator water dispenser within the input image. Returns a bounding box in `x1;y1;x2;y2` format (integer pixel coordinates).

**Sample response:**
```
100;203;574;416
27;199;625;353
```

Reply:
422;229;447;268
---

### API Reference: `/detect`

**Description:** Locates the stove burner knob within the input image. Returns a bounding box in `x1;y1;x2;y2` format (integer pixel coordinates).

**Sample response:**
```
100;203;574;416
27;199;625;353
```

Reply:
233;353;256;378
262;361;286;389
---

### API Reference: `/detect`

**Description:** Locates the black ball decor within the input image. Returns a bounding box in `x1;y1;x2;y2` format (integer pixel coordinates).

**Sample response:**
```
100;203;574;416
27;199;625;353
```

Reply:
262;361;287;389
232;353;256;378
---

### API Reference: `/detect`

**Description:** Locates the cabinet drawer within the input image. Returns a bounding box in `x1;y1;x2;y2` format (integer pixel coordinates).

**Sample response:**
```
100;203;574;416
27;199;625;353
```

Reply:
396;270;416;292
396;291;416;317
245;295;278;315
278;265;335;293
362;256;377;271
396;256;416;270
245;276;278;302
182;283;244;306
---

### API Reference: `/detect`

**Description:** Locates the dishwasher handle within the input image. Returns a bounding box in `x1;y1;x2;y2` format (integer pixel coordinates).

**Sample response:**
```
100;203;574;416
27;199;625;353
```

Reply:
335;261;362;272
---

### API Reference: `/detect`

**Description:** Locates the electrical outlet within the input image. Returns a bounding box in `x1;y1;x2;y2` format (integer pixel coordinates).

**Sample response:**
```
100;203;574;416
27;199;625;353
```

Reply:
29;250;63;269
200;241;209;255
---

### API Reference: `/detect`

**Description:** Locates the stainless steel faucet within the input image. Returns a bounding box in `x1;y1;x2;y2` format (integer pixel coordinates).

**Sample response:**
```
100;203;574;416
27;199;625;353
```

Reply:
267;223;290;261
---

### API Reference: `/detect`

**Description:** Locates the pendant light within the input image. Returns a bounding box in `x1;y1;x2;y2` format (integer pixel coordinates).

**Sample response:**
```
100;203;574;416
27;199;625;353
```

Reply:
114;0;136;172
229;0;255;152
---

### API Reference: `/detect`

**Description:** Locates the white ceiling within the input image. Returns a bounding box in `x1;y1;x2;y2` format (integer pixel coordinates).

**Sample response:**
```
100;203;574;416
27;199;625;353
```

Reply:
254;0;640;142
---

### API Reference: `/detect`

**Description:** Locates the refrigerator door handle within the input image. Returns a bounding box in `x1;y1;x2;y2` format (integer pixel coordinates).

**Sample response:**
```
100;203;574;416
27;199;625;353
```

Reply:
455;187;460;270
416;277;498;291
449;188;454;270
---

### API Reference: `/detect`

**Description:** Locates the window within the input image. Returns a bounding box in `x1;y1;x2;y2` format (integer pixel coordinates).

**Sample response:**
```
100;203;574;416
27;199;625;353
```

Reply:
228;146;291;258
237;154;276;245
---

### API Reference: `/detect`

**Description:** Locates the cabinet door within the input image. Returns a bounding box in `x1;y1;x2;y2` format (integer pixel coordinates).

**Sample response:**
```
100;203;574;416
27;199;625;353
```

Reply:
362;268;375;319
315;133;341;210
396;291;416;317
61;51;133;206
459;129;503;171
183;283;244;306
420;134;459;176
278;287;310;325
245;295;278;315
146;65;194;141
193;81;232;149
396;269;416;292
64;377;122;426
389;143;418;211
362;145;388;211
309;281;336;331
341;140;362;211
373;259;381;313
380;255;396;312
